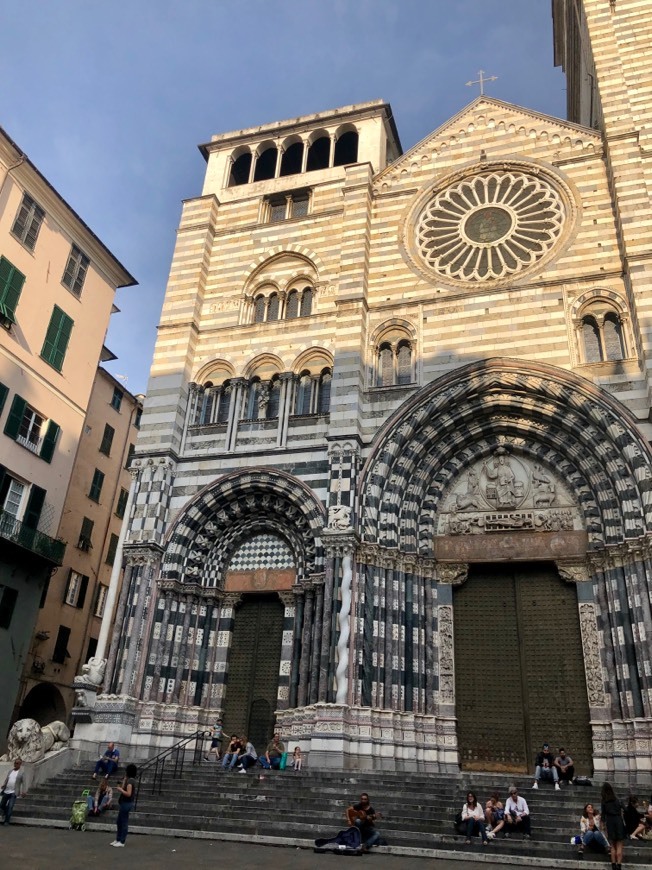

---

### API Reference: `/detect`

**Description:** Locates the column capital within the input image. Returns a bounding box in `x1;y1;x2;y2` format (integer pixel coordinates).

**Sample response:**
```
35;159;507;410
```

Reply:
435;562;469;585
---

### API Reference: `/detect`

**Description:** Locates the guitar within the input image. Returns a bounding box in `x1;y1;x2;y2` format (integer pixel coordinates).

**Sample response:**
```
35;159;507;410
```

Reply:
346;807;383;826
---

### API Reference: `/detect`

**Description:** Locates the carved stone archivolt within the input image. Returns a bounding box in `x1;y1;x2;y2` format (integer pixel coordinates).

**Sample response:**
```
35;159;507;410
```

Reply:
578;603;607;707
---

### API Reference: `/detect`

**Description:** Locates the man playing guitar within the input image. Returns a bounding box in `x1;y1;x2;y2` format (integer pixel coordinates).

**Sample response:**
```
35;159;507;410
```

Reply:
347;792;382;851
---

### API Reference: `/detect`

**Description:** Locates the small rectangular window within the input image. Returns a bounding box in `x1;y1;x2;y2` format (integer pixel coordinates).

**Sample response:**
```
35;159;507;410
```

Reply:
95;585;108;619
269;198;287;222
86;636;98;661
125;443;135;470
134;407;143;429
105;532;119;566
110;387;123;411
115;487;129;519
291;193;310;218
78;516;94;551
64;570;89;609
41;305;74;371
52;624;71;663
11;193;45;251
0;585;18;629
62;244;90;297
88;468;105;502
99;423;115;456
0;256;26;326
266;190;310;223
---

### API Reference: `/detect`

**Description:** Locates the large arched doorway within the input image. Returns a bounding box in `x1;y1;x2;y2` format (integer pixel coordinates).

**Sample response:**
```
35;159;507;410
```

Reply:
222;594;285;751
19;682;67;725
454;563;592;774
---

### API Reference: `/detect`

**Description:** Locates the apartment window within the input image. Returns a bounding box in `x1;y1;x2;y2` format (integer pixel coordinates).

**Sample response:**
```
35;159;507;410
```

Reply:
95;585;108;619
99;423;115;456
64;570;89;609
0;256;26;326
266;189;310;222
62;245;90;297
105;532;119;566
0;585;18;630
41;305;74;371
78;516;94;551
115;487;129;519
88;468;105;502
3;395;60;463
134;407;143;429
52;624;71;664
1;475;25;519
110;387;123;411
86;637;98;661
0;382;7;417
0;472;46;532
11;193;45;251
125;443;135;470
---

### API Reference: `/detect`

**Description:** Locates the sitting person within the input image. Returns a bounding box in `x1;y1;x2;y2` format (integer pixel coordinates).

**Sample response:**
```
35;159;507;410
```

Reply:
555;748;575;786
461;791;488;845
624;794;645;839
290;746;302;771
532;742;559;790
236;737;258;772
93;742;120;779
504;786;531;839
259;733;285;770
347;792;382;852
222;735;243;770
485;791;505;837
87;780;113;816
578;803;610;854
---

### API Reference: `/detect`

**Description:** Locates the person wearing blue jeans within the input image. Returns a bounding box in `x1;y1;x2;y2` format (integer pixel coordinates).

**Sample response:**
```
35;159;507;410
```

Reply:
1;759;25;824
258;733;285;769
579;804;610;854
348;792;382;852
222;736;242;770
94;742;120;779
110;763;137;847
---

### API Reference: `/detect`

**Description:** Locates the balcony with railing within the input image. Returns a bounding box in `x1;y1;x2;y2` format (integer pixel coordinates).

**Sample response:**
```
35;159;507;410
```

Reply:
0;509;66;564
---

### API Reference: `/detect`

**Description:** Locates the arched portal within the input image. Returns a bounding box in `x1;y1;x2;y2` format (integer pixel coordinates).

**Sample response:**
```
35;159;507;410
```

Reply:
19;682;67;725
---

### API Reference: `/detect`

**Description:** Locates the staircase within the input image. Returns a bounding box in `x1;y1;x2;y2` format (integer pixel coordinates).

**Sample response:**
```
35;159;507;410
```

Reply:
13;762;652;865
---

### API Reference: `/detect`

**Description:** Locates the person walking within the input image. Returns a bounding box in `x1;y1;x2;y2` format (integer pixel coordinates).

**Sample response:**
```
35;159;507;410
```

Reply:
110;763;138;848
601;781;625;870
0;759;26;824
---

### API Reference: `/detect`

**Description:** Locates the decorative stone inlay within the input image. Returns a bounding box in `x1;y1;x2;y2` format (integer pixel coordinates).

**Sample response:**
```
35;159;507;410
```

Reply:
415;169;565;282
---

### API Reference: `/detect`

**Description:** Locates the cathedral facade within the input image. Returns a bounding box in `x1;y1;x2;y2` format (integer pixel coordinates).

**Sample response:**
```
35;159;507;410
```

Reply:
79;1;652;781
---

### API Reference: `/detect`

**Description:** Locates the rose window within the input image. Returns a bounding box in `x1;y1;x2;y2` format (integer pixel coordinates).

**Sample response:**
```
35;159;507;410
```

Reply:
415;171;566;282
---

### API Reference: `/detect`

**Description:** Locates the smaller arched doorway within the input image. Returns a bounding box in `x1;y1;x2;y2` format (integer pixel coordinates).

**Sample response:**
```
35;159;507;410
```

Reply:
19;682;67;726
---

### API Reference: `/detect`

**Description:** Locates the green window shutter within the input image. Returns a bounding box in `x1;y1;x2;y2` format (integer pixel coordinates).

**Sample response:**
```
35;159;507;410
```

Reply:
89;468;104;502
77;575;89;610
0;257;25;323
0;382;8;417
105;533;119;566
78;516;94;550
4;394;26;440
23;485;46;530
41;306;74;371
115;487;129;519
39;420;61;463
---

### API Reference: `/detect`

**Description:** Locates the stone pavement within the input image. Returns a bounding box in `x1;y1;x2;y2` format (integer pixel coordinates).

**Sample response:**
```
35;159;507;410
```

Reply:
0;826;519;870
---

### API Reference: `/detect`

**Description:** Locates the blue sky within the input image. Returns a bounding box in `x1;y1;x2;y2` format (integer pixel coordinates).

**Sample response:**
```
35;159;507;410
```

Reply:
1;1;566;394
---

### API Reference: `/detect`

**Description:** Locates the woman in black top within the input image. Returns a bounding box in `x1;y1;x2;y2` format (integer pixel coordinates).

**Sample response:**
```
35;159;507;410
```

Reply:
601;781;625;870
111;763;138;848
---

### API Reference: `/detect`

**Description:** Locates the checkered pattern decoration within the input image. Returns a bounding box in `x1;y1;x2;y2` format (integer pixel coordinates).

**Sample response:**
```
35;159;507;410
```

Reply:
161;467;325;588
360;358;652;550
227;534;295;570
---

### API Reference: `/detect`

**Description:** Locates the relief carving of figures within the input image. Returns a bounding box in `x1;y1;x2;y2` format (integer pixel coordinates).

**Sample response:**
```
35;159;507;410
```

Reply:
328;504;352;530
483;447;522;509
578;603;606;707
532;463;556;507
452;469;484;512
437;605;455;705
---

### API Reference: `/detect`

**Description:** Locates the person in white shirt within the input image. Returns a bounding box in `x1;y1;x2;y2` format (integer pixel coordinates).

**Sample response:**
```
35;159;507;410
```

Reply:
1;759;26;824
504;785;532;839
461;791;488;845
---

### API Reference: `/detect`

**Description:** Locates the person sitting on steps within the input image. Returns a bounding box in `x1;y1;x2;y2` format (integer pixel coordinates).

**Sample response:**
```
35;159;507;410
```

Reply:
532;742;560;790
555;747;575;786
578;802;610;855
485;791;505;838
461;791;488;845
347;792;382;852
504;785;532;840
259;733;285;770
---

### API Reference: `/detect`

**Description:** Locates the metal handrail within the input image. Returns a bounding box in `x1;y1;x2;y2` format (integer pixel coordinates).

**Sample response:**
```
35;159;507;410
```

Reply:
0;508;66;564
135;729;211;808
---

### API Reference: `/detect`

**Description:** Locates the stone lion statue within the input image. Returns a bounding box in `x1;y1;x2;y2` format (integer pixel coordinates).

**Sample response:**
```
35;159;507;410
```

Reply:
0;718;70;762
76;656;106;687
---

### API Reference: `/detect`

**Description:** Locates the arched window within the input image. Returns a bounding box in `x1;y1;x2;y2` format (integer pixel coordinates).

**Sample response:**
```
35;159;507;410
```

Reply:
334;130;359;166
229;151;252;186
253;146;277;182
216;381;231;423
294;371;313;415
280;142;304;177
300;287;313;317
378;343;394;387
267;376;281;419
267;293;280;321
286;290;299;319
317;369;332;414
307;135;330;171
580;307;626;363
396;341;412;385
253;295;266;323
198;386;215;424
245;378;261;420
